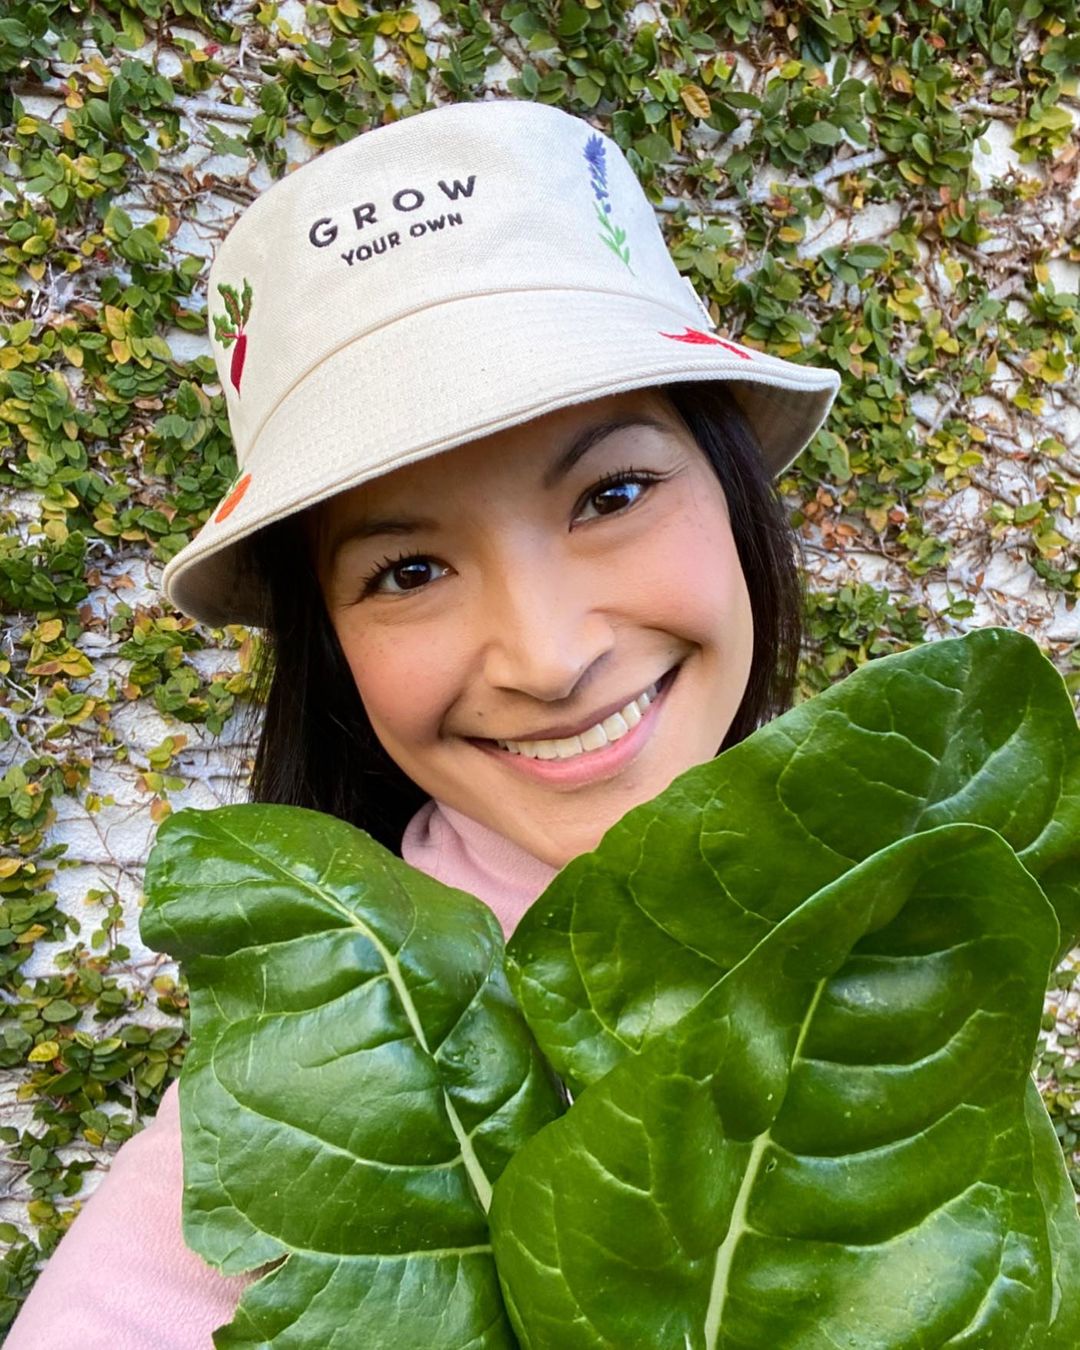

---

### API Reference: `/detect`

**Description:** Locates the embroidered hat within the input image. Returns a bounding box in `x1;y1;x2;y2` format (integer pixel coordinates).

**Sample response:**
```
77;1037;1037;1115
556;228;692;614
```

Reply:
162;97;841;626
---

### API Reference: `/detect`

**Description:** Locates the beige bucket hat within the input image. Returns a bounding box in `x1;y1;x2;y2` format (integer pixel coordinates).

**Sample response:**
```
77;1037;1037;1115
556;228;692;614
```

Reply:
162;97;841;626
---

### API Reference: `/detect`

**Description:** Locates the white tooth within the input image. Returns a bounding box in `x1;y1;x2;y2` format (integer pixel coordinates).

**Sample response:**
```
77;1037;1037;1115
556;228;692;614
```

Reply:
580;722;609;751
602;711;629;740
502;676;665;761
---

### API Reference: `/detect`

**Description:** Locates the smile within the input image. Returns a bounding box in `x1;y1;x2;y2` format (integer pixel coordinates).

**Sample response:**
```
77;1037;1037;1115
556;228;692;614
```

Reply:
494;679;660;759
470;664;681;786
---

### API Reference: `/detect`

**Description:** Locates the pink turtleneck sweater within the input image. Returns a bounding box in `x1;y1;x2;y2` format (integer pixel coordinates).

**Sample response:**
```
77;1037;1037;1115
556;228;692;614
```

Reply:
6;800;557;1349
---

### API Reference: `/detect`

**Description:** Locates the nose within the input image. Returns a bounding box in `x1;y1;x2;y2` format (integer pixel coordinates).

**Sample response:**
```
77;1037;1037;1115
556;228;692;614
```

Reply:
479;540;615;702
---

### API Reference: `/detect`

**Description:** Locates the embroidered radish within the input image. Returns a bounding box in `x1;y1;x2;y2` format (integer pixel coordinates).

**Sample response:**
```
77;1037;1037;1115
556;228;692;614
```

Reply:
213;279;253;394
658;326;754;359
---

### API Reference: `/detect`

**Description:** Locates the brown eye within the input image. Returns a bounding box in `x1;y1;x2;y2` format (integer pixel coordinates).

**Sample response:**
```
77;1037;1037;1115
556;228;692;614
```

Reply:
576;472;656;523
591;481;641;514
363;554;448;597
389;560;434;590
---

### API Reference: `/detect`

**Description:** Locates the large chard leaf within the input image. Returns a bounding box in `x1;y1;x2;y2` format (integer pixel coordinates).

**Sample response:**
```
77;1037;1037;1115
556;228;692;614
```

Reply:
141;804;565;1349
506;626;1080;1092
490;823;1080;1349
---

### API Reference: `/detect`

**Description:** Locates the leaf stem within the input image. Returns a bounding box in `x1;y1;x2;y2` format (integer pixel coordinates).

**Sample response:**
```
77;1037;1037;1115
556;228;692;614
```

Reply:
214;825;496;1213
702;978;828;1346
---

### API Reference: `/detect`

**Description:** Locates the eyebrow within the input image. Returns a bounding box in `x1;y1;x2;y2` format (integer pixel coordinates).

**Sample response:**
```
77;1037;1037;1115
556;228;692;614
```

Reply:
540;413;672;489
329;413;673;559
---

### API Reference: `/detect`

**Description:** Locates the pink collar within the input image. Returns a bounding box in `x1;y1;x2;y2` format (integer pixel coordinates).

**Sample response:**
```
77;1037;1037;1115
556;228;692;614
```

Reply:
401;798;558;938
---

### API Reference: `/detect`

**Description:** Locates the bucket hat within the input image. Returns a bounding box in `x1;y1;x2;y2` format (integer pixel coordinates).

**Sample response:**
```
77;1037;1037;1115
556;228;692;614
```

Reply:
162;97;841;627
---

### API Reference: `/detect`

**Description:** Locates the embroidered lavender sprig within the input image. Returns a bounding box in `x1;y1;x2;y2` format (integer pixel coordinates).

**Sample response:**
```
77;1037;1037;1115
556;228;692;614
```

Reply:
583;133;632;272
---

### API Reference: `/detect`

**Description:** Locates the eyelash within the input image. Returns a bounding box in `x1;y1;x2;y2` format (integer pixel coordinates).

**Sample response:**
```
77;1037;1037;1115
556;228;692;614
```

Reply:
358;467;666;598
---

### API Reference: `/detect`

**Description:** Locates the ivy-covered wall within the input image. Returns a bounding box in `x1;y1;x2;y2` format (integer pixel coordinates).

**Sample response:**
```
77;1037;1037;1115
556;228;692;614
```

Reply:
1;0;1078;1331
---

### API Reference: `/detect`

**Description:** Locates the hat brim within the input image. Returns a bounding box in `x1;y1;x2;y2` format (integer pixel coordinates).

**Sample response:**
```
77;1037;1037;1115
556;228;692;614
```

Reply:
163;287;840;626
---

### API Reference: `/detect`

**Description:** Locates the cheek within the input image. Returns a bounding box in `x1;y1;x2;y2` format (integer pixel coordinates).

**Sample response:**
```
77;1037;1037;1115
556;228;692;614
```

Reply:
636;502;752;644
332;622;451;748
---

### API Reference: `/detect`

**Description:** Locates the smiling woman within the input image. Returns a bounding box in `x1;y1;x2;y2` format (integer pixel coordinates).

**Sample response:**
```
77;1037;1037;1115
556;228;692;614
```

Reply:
246;379;805;867
4;97;843;1350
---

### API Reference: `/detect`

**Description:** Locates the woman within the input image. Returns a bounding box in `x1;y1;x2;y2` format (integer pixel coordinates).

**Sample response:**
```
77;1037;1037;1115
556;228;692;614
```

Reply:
7;96;840;1347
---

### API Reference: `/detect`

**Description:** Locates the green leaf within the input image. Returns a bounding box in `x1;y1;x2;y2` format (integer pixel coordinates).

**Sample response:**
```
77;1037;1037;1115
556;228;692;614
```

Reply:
846;242;889;270
806;120;840;145
105;205;133;238
0;19;31;45
722;92;761;111
140;804;564;1347
555;1;590;38
86;99;116;138
1027;1079;1080;1346
632;22;658;65
573;76;602;109
121;227;163;264
506;629;1080;1092
258;83;287;116
492;825;1080;1347
633;131;673;165
526;30;559;53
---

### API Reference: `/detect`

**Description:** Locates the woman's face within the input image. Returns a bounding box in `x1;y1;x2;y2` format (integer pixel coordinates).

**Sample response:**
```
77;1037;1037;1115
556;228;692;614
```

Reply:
314;388;755;869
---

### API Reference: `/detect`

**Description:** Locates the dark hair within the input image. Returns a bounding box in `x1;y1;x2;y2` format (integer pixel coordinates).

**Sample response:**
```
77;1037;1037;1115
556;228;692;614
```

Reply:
242;380;806;855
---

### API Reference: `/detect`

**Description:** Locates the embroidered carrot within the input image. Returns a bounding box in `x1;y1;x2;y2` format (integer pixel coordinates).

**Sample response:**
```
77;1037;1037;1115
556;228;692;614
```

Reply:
213;279;253;394
215;472;252;523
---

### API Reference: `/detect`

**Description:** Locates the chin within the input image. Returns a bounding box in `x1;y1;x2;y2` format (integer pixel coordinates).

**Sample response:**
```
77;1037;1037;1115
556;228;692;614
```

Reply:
554;816;623;869
518;824;596;872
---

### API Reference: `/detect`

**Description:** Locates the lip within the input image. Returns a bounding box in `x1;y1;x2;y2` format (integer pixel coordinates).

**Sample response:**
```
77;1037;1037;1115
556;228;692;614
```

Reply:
483;670;672;744
469;663;680;788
